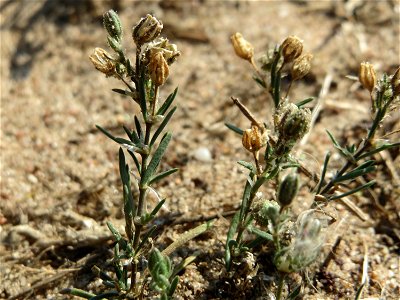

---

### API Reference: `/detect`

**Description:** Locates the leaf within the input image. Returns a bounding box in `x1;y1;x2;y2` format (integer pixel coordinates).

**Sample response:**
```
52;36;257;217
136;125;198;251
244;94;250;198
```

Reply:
248;225;273;241
316;151;331;194
357;142;400;160
225;211;240;270
134;115;143;140
119;149;135;219
326;130;355;162
286;284;302;300
89;291;119;300
296;97;314;107
106;221;123;242
60;288;95;299
253;75;267;88
171;254;198;278
142;133;172;186
333;165;376;183
150;106;177;146
168;276;179;296
97;125;143;152
237;160;256;173
329;180;376;201
162;220;214;256
148;168;179;186
123;125;138;144
127;149;141;173
157;87;178;116
225;123;244;135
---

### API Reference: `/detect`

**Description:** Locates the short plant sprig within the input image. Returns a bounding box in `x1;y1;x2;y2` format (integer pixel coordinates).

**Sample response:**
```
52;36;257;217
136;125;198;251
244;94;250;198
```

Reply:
225;33;399;298
63;11;213;300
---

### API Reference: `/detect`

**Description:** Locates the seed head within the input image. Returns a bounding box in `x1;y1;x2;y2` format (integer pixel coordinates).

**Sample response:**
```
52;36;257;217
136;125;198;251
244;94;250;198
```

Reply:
142;38;181;65
277;173;299;209
359;62;376;93
103;10;123;41
231;32;254;62
281;36;303;63
275;102;311;142
242;125;267;152
89;47;116;77
391;66;400;97
133;14;163;46
149;51;169;86
291;53;313;80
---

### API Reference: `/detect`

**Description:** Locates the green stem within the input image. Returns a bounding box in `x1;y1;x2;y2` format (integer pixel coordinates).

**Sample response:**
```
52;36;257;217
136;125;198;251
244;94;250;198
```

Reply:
276;273;286;300
131;122;152;292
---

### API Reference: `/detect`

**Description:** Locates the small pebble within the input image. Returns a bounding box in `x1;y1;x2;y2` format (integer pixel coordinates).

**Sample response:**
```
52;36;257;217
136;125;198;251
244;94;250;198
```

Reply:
192;147;212;162
27;174;38;184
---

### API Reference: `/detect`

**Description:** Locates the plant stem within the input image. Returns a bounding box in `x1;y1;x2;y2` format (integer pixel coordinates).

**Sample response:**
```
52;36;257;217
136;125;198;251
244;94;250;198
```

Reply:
131;122;152;292
276;273;286;300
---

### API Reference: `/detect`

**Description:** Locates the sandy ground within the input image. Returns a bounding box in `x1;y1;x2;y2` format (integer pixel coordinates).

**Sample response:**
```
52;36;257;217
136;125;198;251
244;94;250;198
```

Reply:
1;0;400;299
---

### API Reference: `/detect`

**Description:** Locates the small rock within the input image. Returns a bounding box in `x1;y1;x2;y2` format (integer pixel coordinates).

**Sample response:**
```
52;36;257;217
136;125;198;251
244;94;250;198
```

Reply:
27;174;38;184
192;147;212;162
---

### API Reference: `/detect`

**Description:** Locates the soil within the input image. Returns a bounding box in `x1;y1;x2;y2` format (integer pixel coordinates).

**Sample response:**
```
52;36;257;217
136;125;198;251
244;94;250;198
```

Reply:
1;0;399;299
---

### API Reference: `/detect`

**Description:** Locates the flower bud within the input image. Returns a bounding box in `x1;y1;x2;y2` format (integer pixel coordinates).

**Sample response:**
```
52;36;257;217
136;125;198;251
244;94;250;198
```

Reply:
291;53;313;80
359;62;376;93
277;173;299;208
231;32;254;62
133;14;163;46
107;36;122;53
242;126;267;152
281;36;303;63
275;102;311;143
391;66;400;97
89;47;116;77
103;10;123;41
149;51;169;86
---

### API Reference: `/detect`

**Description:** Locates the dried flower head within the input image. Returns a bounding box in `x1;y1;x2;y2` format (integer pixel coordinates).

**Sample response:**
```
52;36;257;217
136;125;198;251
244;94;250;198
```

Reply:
391;66;400;97
242;125;268;152
231;32;254;62
149;51;169;86
142;38;181;65
133;14;163;46
89;47;116;77
291;53;313;80
252;198;281;227
359;62;376;93
281;36;303;63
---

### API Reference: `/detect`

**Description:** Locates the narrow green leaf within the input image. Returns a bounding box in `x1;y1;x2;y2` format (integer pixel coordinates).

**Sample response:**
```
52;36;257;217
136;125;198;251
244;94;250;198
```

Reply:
357;142;400;160
225;123;244;135
112;88;128;96
142;133;172;186
149;168;179;186
168;276;179;296
127;150;141;173
329;180;376;201
253;75;267;88
251;167;279;194
225;211;240;270
171;254;197;278
239;179;253;222
157;87;178;116
326;130;340;147
286;284;302;300
150;106;177;146
123;125;140;144
316;151;331;194
151;199;166;218
296;97;314;107
106;221;123;242
237;160;256;173
89;291;119;300
248;225;273;241
119;148;129;184
162;220;214;256
134;115;143;140
333;165;376;183
96;125;118;143
60;288;95;299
